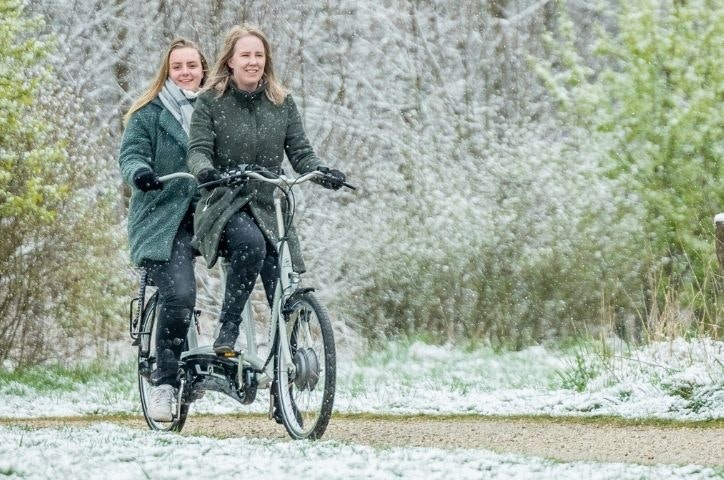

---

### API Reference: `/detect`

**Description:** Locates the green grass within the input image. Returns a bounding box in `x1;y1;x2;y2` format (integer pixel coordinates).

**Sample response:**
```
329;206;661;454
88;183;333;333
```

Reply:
549;336;619;392
0;359;135;393
555;349;601;392
345;372;367;398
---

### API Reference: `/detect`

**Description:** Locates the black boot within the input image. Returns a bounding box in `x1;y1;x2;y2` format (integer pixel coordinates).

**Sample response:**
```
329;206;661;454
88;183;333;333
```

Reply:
213;321;240;354
150;348;179;386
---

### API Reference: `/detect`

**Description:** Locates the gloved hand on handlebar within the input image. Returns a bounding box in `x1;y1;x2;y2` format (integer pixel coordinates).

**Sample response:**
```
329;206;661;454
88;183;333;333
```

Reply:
197;168;222;191
133;168;163;192
316;166;346;191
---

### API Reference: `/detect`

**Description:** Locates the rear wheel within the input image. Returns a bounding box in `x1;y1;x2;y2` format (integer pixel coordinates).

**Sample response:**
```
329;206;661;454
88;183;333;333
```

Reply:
275;292;335;440
137;291;188;432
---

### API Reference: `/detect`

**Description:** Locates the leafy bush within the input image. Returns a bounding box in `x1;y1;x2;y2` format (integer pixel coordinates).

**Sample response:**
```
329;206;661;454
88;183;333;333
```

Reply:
535;0;724;336
335;122;644;347
0;1;127;367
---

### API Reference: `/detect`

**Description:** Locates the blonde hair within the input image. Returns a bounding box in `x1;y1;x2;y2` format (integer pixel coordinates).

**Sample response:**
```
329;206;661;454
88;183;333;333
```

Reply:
123;38;208;124
205;24;287;105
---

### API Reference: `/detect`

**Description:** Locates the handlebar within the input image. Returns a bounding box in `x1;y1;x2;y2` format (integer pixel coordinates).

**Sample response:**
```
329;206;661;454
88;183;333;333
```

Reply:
198;167;356;191
157;168;356;191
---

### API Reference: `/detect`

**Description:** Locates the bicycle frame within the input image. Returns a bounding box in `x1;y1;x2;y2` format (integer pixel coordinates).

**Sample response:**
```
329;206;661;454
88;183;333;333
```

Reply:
163;170;323;391
231;171;321;389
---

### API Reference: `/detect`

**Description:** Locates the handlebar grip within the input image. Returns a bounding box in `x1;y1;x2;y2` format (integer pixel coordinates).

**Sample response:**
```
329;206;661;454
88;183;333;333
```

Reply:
157;172;196;183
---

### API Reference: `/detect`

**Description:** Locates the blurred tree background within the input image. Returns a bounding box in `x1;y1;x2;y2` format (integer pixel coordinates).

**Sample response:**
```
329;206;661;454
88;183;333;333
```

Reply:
535;0;723;339
1;0;721;366
0;0;126;366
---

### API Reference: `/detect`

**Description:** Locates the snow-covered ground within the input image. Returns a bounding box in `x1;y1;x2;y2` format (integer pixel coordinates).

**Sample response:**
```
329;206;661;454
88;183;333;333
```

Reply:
0;422;720;480
1;338;722;479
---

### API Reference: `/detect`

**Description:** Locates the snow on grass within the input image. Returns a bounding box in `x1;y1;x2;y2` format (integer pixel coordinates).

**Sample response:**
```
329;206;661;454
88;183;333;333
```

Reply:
0;337;722;420
1;338;722;479
0;422;720;480
331;337;724;420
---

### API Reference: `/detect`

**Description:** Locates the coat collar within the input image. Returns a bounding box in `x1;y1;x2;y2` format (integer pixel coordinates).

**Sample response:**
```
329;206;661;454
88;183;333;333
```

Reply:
228;79;266;107
152;97;188;147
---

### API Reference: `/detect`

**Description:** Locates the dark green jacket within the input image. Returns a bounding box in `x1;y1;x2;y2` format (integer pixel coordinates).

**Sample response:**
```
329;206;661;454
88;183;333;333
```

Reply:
118;98;196;265
187;82;322;270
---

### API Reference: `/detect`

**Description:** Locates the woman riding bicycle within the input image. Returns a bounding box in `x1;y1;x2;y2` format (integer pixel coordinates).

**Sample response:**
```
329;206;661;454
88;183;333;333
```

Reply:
118;38;208;421
187;24;346;354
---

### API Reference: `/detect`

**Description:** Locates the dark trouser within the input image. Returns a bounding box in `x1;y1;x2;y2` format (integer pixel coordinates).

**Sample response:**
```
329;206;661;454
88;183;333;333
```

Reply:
143;214;196;386
218;209;278;326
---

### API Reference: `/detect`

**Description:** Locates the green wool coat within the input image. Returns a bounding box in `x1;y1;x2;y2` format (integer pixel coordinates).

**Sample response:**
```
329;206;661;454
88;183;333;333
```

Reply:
118;98;197;265
187;82;322;270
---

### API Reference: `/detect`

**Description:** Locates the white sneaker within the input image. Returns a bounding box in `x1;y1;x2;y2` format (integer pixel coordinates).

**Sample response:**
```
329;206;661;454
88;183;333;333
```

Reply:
148;384;175;422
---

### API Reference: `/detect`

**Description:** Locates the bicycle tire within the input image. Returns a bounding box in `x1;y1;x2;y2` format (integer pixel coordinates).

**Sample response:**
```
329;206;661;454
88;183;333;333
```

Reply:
137;291;189;432
275;291;336;440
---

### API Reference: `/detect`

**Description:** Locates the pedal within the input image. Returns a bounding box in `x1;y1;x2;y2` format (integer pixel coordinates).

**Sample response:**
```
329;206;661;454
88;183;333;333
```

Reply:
218;350;240;358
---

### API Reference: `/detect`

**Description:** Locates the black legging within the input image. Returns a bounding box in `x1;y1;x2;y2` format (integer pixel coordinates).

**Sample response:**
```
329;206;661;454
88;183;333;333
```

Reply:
143;213;196;386
218;209;278;326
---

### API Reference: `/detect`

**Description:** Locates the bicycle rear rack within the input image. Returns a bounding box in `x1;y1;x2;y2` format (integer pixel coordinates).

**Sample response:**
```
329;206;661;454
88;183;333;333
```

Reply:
129;269;149;344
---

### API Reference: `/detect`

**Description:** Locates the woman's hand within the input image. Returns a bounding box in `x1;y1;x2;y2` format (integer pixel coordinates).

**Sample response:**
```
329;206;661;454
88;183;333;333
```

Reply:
316;166;346;190
197;168;222;191
133;168;163;191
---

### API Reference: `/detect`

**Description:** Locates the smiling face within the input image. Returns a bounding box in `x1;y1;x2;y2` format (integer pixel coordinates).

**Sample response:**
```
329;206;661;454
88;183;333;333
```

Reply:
168;47;204;92
227;34;266;92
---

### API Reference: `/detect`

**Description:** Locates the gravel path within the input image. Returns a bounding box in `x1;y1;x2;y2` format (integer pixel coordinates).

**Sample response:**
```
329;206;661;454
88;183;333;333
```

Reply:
4;415;722;467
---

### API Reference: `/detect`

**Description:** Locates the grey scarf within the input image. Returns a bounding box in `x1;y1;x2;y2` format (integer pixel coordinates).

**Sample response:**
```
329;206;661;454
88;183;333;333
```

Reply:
158;79;197;135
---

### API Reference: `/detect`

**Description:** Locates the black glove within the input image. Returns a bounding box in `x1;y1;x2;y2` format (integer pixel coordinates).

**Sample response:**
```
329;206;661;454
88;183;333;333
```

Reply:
133;168;163;192
197;168;222;190
316;166;346;191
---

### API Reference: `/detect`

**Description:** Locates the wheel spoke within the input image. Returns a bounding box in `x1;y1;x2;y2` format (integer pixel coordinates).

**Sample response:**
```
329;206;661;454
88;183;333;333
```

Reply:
276;292;335;440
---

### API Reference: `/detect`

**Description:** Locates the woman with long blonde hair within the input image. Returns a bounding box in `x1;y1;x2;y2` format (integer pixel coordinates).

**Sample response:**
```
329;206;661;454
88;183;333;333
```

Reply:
203;24;286;104
118;38;208;423
187;24;346;355
125;38;209;122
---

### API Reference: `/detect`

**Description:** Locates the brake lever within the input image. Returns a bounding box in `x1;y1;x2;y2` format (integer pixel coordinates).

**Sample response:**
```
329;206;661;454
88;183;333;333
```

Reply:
197;166;251;190
320;172;356;190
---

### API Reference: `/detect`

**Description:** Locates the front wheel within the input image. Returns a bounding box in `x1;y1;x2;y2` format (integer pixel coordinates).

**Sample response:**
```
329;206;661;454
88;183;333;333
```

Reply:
137;291;188;432
275;292;336;440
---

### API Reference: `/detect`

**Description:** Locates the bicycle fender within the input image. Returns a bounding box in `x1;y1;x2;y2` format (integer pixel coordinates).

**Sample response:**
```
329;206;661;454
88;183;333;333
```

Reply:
282;288;316;314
